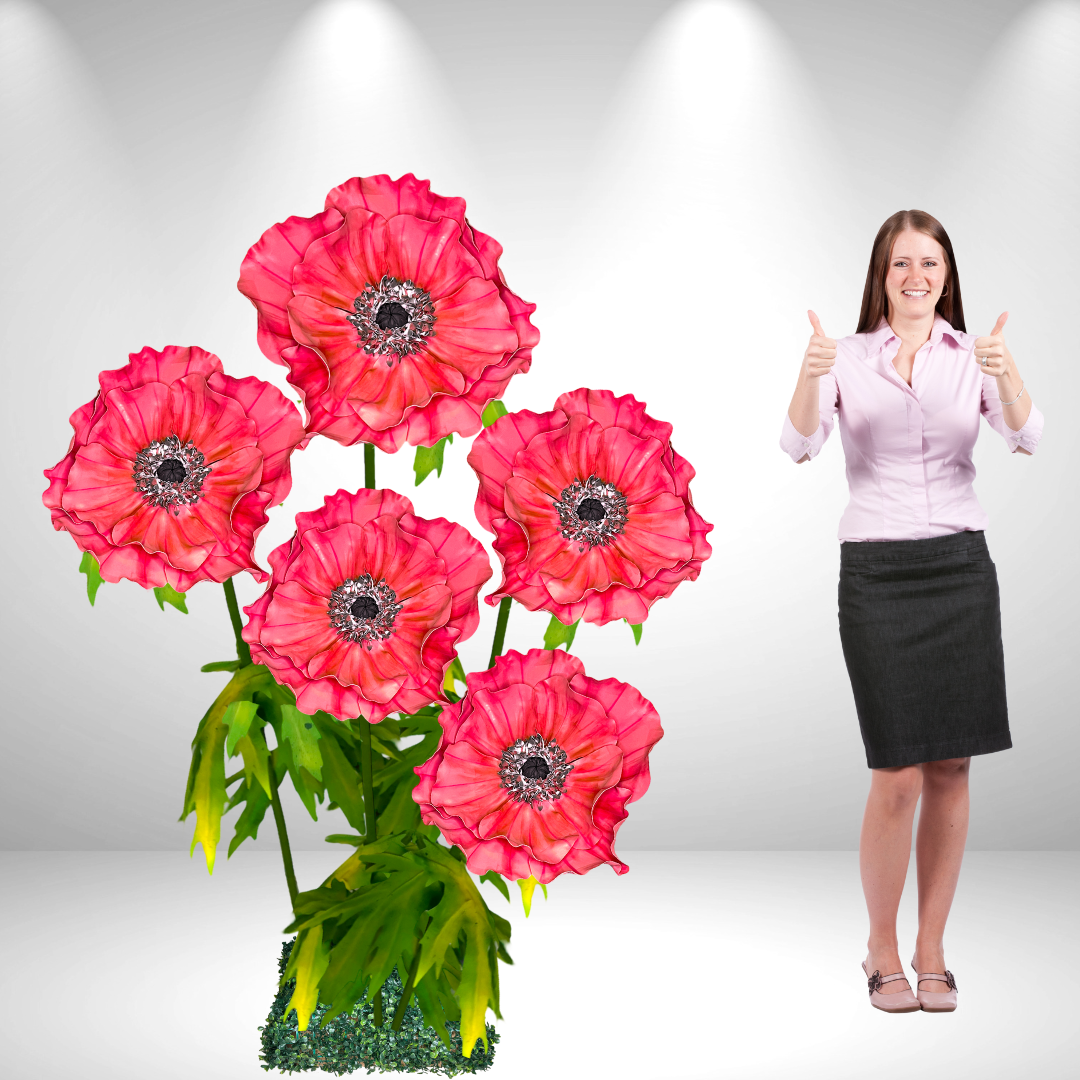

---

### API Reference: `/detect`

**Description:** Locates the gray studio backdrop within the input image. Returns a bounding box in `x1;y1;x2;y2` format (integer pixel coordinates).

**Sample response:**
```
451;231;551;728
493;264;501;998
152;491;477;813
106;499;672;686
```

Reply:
2;0;1076;853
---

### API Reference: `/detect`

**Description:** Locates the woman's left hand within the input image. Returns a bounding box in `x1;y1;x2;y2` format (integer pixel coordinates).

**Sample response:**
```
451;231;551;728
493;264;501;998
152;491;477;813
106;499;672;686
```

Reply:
973;311;1013;376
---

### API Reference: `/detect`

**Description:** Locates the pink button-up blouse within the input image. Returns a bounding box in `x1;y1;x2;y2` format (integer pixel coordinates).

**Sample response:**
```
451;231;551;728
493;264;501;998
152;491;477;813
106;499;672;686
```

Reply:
779;316;1044;542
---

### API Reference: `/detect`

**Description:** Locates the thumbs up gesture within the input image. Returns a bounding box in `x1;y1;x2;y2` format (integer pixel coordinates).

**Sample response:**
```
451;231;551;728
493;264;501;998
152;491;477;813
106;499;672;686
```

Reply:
974;312;1012;377
804;310;837;377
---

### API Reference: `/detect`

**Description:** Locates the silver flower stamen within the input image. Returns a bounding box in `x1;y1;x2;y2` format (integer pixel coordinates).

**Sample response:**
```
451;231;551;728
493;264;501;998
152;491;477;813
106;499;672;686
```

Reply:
132;434;211;515
328;573;403;646
347;274;436;365
552;474;629;552
499;734;573;808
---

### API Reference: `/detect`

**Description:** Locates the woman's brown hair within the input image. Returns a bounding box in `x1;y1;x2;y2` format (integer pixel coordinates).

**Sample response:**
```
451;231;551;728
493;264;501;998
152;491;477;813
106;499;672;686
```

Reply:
856;210;965;333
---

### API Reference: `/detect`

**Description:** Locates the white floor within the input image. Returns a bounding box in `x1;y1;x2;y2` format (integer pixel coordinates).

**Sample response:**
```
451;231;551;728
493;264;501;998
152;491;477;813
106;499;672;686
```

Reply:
2;851;1076;1079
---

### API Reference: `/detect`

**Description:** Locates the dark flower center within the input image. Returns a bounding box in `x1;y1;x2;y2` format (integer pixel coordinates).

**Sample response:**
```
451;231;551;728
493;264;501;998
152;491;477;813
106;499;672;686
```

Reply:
521;756;550;780
133;434;211;513
576;497;605;523
156;458;187;484
553;475;629;552
328;574;403;647
350;595;380;620
499;735;573;807
348;275;437;366
375;301;409;330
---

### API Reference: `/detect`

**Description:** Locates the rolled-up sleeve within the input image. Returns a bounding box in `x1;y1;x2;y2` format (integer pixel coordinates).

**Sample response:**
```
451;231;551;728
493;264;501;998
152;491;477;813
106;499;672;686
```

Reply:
981;375;1044;454
779;373;839;462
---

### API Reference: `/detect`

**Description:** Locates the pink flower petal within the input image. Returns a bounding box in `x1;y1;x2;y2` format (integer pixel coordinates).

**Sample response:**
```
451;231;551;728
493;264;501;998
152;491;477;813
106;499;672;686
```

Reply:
467;390;713;625
426;278;517;374
88;383;172;460
555;387;674;446
477;799;576;861
238;208;343;363
413;649;661;883
208;371;308;504
431;740;511;822
295;488;414;535
383;215;483;301
570;674;663;802
533;677;617;760
400;514;491;638
243;486;487;723
456;684;537;758
290;209;387;311
62;441;147;526
467;408;564;532
101;345;222;395
325;173;466;225
552;743;624;836
240;174;535;449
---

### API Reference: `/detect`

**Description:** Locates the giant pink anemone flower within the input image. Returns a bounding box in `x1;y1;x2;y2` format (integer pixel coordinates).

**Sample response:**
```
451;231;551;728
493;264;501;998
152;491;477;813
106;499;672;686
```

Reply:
467;388;713;626
242;489;491;723
413;648;663;883
43;345;307;591
237;173;539;452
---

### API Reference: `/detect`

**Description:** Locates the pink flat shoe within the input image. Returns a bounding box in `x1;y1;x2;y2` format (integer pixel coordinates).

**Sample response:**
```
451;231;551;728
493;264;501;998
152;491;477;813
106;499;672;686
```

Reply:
862;959;920;1013
911;956;958;1012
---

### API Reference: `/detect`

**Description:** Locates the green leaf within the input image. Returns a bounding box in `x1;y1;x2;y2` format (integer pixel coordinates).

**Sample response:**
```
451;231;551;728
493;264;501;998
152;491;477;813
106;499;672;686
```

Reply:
481;400;508;427
153;583;188;613
413;434;452;486
443;656;466;695
223;700;259;758
268;710;324;822
311;717;367;835
180;705;227;873
373;772;428;837
517;875;548;917
224;758;276;858
235;723;272;799
280;703;324;782
288;846;436;1025
543;614;580;651
415;841;511;1056
628;621;643;645
283;924;332;1032
78;552;103;606
284;835;512;1056
178;663;274;873
200;660;240;673
479;871;510;903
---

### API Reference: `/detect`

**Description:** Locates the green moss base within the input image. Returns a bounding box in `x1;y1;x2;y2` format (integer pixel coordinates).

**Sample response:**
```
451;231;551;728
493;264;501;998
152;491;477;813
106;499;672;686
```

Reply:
258;938;499;1075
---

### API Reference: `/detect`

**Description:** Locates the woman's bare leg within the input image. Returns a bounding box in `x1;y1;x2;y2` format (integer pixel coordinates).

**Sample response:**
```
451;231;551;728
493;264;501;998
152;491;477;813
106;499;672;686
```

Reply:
860;765;922;991
913;757;970;980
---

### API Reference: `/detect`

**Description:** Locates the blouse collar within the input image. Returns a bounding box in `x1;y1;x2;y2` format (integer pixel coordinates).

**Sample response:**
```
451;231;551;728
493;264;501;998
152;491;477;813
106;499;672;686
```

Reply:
866;315;965;353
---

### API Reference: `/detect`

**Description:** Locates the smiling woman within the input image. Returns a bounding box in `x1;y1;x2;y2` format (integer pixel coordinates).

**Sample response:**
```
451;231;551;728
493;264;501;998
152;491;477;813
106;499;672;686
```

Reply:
781;208;1044;1015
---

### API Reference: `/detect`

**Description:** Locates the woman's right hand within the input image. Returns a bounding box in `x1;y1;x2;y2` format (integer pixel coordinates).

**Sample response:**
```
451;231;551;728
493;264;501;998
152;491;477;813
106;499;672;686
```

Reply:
804;310;837;377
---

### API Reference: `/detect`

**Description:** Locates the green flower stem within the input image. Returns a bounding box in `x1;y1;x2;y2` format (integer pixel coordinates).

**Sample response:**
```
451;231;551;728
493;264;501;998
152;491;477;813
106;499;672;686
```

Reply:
391;947;422;1032
222;577;252;668
488;596;511;668
358;719;377;845
364;443;375;489
268;753;299;910
225;769;245;788
373;984;384;1028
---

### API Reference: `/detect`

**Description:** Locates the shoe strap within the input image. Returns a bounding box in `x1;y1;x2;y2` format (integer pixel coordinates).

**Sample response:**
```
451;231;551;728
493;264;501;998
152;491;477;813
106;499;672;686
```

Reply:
867;970;909;994
916;971;958;990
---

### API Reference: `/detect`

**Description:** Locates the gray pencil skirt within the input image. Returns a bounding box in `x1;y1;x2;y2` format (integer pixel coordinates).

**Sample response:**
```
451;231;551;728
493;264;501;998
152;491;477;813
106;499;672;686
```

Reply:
838;530;1012;769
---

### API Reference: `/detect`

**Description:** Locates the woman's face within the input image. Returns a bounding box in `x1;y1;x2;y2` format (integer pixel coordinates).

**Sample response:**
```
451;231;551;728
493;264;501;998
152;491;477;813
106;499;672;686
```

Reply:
884;228;948;323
